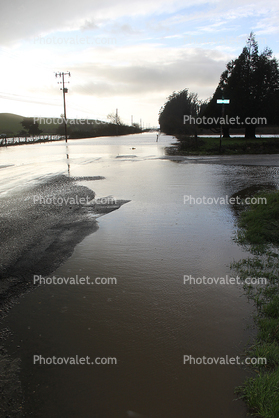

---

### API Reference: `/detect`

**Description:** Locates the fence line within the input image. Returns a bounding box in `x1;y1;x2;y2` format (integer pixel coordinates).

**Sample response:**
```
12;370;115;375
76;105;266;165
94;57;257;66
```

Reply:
0;135;66;147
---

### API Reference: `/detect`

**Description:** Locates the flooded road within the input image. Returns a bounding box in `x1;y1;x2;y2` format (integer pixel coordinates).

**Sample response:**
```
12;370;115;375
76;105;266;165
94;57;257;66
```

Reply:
1;133;279;417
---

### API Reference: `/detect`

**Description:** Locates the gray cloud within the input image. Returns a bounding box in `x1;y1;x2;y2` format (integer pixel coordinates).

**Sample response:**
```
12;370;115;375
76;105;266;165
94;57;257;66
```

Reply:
70;49;227;98
0;0;110;45
2;0;277;46
0;0;176;45
80;20;99;31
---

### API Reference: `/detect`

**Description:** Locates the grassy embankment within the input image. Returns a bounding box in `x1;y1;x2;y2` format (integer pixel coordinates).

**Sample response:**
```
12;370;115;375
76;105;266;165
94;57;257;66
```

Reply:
166;136;279;155
232;191;279;417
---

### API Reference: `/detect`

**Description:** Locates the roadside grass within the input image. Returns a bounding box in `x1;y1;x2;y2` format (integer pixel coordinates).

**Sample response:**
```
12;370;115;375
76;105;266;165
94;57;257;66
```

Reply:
236;192;279;246
237;368;279;418
166;136;279;155
232;190;279;417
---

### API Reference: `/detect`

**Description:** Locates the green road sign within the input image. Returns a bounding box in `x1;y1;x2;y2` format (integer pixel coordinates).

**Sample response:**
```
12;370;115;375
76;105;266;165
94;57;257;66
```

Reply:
217;99;230;104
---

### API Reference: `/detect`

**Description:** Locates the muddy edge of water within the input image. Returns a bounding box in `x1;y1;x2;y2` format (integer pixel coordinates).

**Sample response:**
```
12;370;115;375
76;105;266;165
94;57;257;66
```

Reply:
0;174;128;417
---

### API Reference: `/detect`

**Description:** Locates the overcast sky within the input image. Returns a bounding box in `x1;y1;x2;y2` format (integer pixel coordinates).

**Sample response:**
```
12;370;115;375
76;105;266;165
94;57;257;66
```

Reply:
0;0;278;127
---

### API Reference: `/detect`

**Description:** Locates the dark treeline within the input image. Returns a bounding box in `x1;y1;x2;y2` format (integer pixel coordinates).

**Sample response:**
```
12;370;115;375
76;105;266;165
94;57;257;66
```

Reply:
159;33;279;139
17;117;142;139
57;121;142;138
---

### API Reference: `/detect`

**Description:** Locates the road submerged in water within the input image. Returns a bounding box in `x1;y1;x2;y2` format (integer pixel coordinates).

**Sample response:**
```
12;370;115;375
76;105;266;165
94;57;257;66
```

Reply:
1;133;279;417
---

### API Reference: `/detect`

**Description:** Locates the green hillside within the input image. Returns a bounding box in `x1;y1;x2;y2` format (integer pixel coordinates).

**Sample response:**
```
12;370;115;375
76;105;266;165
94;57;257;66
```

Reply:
0;113;142;139
0;113;24;136
0;113;61;136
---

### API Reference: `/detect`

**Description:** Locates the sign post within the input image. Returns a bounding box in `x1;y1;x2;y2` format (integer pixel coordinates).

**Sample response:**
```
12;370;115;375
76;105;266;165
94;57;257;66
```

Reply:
217;98;230;152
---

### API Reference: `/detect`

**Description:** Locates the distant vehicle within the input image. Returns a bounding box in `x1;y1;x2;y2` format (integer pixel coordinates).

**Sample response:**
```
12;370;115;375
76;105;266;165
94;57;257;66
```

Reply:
0;134;7;138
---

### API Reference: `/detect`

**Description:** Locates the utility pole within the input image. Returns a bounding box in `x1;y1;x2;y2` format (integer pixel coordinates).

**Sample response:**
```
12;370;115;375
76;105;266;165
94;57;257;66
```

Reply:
55;71;71;143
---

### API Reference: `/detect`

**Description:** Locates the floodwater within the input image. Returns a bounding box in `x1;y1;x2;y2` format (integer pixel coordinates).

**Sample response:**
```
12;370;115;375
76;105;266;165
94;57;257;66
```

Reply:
1;133;279;417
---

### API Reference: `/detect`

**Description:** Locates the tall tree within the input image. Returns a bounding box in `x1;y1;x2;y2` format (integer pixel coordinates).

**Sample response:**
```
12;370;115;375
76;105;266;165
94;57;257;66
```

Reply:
159;89;200;135
203;33;279;138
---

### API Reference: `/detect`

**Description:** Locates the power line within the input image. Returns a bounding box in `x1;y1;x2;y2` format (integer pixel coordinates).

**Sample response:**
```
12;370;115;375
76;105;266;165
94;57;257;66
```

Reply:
0;91;61;106
0;47;56;72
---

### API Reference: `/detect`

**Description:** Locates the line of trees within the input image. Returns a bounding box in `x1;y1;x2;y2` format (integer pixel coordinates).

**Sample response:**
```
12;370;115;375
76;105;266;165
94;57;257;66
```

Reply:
18;116;142;139
159;33;279;138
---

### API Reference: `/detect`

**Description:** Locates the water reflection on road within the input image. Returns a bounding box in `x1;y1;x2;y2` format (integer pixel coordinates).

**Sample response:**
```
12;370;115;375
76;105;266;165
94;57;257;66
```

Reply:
2;133;279;417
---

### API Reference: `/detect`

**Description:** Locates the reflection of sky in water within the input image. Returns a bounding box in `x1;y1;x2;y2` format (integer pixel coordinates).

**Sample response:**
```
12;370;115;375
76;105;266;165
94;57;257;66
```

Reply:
0;133;172;195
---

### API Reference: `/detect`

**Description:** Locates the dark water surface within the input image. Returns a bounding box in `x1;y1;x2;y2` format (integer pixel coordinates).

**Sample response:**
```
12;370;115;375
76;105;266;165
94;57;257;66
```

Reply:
2;134;279;417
